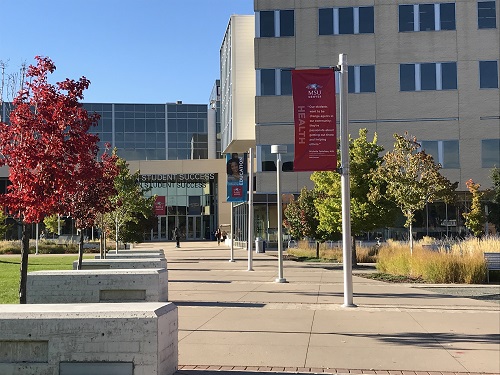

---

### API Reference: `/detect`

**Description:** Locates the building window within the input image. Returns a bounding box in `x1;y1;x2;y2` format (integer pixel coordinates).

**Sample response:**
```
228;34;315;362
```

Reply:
482;139;500;167
258;144;295;172
479;61;499;88
478;1;497;29
420;140;460;168
319;7;374;35
400;62;457;91
257;10;294;37
257;68;292;96
347;65;376;93
399;3;456;32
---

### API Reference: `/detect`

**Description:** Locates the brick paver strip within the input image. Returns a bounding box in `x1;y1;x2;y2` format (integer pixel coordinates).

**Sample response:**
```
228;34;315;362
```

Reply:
174;366;500;375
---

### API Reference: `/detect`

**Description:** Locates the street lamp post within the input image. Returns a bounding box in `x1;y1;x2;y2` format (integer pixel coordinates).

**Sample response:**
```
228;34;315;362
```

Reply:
271;144;287;283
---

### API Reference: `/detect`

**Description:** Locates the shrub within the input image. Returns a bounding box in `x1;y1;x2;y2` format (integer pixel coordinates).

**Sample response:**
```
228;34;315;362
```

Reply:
376;237;495;284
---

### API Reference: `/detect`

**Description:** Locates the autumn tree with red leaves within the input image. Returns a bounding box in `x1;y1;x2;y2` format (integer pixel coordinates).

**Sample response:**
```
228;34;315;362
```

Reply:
0;56;117;302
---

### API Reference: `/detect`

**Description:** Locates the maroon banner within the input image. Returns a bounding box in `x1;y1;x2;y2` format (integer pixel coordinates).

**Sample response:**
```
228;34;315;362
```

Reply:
292;69;337;171
154;196;166;215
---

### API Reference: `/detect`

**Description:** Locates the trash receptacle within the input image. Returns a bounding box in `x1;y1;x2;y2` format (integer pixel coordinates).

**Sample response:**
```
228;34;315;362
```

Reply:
255;237;265;253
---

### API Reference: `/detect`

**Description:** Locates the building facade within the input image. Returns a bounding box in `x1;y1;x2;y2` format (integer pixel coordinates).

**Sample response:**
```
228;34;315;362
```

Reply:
0;100;231;241
246;0;499;240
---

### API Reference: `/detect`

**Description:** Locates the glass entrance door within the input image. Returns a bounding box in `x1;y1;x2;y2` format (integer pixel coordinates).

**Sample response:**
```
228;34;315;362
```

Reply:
186;216;202;240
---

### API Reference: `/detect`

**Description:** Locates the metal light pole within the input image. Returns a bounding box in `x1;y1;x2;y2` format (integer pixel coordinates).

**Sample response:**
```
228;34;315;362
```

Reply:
271;145;287;283
339;53;355;307
229;202;235;262
247;148;254;271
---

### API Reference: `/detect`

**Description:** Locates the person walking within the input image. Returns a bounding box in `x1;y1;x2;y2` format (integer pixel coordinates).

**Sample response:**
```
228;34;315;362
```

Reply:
173;227;180;248
215;228;222;245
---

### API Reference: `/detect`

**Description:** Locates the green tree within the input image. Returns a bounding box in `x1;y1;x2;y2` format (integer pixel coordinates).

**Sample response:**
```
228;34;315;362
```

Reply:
311;129;397;265
371;133;457;254
43;214;60;238
284;187;328;257
104;154;156;250
463;179;485;237
0;207;11;240
486;168;500;232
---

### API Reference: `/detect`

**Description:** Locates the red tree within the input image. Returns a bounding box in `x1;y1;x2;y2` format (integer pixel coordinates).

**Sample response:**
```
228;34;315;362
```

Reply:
0;56;109;302
69;149;118;269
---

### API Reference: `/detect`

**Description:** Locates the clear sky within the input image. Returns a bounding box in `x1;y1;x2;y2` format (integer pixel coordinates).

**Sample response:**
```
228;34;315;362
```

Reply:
1;0;254;104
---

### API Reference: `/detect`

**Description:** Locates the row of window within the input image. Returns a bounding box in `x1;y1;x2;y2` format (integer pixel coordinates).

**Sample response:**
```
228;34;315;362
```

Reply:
257;61;499;95
257;1;497;37
257;139;500;170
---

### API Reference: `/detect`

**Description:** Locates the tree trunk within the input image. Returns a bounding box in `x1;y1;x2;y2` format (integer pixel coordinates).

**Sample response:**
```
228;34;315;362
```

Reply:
77;229;84;270
99;229;104;259
351;236;358;267
19;223;30;304
115;219;119;254
316;241;320;259
409;222;413;256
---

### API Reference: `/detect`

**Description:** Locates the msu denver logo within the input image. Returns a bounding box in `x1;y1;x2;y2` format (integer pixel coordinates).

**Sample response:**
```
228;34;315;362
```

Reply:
306;83;323;98
306;83;323;90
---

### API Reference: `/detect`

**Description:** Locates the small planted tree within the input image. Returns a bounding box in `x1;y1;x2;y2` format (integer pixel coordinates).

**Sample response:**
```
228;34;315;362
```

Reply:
0;56;104;302
487;168;500;232
372;133;457;255
68;149;119;269
104;155;155;251
284;187;325;257
463;179;485;238
312;129;397;265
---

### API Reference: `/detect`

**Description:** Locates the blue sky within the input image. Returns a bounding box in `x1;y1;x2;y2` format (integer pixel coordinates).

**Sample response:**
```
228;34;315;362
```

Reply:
1;0;253;104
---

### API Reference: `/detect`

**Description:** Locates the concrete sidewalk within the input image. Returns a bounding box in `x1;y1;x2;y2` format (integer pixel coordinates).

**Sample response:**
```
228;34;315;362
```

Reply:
136;241;500;375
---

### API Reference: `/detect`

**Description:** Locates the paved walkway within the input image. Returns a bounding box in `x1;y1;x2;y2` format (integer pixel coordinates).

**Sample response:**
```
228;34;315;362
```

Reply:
134;241;500;375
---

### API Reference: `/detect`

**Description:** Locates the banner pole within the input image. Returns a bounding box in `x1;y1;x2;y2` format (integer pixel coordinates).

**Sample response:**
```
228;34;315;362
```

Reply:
339;53;356;307
229;202;235;262
247;147;254;271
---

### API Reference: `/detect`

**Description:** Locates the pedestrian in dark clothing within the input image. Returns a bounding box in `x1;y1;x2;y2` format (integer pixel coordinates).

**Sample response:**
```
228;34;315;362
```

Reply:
173;227;180;248
215;228;222;245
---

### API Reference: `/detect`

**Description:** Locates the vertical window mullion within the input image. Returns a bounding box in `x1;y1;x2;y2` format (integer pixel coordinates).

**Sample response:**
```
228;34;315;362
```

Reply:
438;141;444;166
333;8;340;34
355;66;361;93
415;64;421;91
435;4;441;30
256;70;262;96
354;7;360;34
275;69;281;95
255;12;261;38
274;11;280;37
414;4;420;31
436;63;443;90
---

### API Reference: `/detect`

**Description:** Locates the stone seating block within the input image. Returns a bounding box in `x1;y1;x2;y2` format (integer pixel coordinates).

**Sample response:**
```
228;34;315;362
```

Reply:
73;258;167;270
27;269;168;303
0;303;178;375
95;252;165;259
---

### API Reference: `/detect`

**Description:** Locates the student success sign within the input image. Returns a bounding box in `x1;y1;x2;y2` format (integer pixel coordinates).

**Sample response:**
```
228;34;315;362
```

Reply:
291;69;337;171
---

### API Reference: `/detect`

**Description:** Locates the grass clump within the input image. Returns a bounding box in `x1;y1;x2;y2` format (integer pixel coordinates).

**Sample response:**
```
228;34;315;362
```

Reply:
376;237;495;284
286;240;377;263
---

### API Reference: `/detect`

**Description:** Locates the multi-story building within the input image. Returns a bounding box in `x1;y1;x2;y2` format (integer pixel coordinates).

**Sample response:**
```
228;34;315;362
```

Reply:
0;99;231;241
243;0;499;240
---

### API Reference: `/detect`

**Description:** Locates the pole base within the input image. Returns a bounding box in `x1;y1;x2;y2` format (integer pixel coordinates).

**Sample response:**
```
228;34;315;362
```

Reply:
275;278;287;283
341;303;357;308
228;259;235;262
247;268;254;271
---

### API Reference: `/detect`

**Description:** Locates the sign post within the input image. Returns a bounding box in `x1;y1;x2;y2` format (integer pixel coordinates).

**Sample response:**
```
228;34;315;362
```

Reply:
339;54;355;308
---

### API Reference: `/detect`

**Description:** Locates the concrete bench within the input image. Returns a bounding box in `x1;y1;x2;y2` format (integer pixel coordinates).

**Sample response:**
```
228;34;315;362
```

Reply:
95;252;165;259
0;302;177;375
484;252;500;283
27;269;168;303
73;258;167;270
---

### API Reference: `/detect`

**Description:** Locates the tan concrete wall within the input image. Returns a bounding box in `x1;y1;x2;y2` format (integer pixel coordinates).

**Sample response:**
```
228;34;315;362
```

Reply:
254;0;500;190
